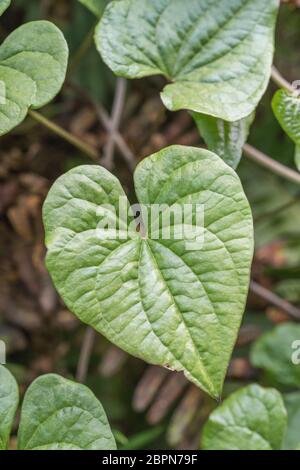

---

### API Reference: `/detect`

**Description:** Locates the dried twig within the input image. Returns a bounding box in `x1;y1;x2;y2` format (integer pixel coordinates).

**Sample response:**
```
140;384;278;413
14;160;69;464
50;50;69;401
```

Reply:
103;78;127;170
243;143;300;185
29;110;99;162
244;66;300;184
133;366;169;412
146;372;188;425
250;280;300;321
271;65;295;94
69;81;136;171
94;101;136;171
76;326;96;383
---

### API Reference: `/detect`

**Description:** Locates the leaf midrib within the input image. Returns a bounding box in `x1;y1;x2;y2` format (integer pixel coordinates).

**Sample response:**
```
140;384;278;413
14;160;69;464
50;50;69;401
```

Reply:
143;239;216;395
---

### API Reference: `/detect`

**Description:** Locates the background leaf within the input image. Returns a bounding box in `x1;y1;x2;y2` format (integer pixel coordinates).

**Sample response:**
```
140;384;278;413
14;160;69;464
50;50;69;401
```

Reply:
202;384;287;450
65;1;116;104
96;0;279;121
0;0;10;16
250;323;300;389
0;21;68;135
193;112;254;169
272;89;300;171
283;393;300;450
18;374;116;450
78;0;109;18
0;366;19;450
239;159;300;248
43;146;253;399
0;65;36;136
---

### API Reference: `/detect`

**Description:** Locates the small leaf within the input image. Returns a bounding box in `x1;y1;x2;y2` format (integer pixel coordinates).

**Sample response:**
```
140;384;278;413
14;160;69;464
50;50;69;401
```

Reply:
192;112;254;169
283;393;300;450
0;366;19;450
202;384;287;450
96;0;279;121
272;90;300;146
18;374;116;450
250;323;300;389
272;89;300;171
78;0;109;17
0;21;68;135
43;145;253;398
0;66;36;135
0;0;10;16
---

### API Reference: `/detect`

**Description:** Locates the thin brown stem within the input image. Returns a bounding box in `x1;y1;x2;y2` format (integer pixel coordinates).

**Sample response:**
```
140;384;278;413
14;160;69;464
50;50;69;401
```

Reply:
29;110;99;161
250;280;300;321
243;143;300;185
76;327;96;383
271;65;295;94
94;101;136;171
68;81;136;171
103;78;127;170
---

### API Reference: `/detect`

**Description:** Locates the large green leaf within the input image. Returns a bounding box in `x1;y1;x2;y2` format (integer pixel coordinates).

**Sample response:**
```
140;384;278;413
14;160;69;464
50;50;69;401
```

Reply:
272;89;300;171
96;0;279;121
43;145;253;398
202;384;287;450
18;374;116;450
0;21;68;136
283;393;300;450
0;366;19;450
78;0;109;17
0;0;10;16
193;112;254;169
250;323;300;389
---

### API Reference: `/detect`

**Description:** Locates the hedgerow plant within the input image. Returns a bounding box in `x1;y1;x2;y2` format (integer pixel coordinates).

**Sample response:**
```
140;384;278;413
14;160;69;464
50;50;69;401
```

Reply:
1;0;300;451
41;0;298;401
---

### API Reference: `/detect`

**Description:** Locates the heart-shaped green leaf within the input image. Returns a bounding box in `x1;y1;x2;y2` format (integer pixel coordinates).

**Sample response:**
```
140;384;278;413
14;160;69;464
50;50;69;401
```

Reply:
18;374;116;450
0;20;68;136
43;145;253;398
272;89;300;171
78;0;109;17
283;393;300;450
202;384;287;450
0;366;19;450
96;0;279;121
193;112;254;169
250;323;300;389
0;0;10;16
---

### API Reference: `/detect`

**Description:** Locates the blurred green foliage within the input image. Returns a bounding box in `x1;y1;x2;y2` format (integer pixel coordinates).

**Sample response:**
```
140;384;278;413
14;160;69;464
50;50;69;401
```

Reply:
1;0;300;450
